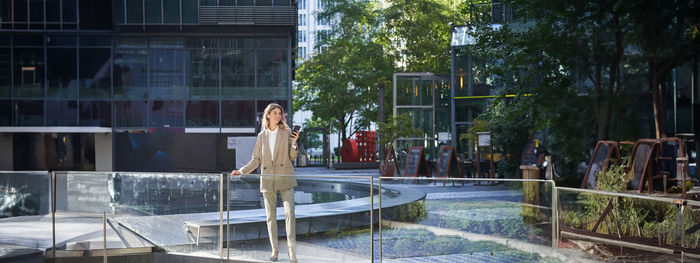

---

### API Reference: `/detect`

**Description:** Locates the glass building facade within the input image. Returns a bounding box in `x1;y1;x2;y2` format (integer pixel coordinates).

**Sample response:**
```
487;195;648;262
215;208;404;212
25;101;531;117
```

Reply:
393;73;451;162
0;0;296;172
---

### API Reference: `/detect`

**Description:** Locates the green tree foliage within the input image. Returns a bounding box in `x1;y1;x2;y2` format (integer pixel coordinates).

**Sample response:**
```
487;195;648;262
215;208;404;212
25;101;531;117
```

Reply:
377;113;423;147
468;0;699;179
383;0;465;73
294;0;395;141
623;0;700;138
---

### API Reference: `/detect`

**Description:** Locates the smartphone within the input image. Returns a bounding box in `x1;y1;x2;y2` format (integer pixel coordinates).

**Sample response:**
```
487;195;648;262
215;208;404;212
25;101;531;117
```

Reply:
292;125;301;136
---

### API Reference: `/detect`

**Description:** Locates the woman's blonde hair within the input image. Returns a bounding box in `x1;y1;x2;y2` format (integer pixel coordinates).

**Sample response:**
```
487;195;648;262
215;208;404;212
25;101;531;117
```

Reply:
261;103;288;130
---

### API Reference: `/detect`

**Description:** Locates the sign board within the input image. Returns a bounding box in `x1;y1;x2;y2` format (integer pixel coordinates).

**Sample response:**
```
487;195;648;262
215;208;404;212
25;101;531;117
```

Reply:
436;145;460;178
227;137;236;149
403;147;430;177
436;145;464;186
438;132;450;142
382;146;400;177
477;132;491;147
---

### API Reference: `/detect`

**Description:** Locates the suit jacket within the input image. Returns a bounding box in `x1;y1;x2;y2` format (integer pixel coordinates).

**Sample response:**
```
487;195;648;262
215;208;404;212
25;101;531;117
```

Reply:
239;126;299;192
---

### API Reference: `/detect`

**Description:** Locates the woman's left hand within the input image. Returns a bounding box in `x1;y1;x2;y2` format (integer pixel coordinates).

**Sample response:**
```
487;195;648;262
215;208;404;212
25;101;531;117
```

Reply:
290;130;299;146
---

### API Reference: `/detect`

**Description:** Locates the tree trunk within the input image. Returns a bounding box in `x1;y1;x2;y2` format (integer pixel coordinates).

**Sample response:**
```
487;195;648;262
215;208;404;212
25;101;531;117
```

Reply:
650;60;668;138
597;12;623;141
595;63;604;140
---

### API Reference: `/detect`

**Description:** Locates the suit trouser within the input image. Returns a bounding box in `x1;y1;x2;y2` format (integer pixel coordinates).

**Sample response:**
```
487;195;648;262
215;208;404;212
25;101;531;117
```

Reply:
263;188;295;249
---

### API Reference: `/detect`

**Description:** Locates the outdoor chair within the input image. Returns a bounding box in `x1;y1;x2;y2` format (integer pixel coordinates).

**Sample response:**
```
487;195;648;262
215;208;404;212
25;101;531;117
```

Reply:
580;141;621;189
627;139;659;193
652;137;691;197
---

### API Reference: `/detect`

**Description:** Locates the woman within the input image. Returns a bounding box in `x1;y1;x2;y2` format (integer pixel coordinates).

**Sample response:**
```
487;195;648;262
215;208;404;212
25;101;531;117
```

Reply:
232;103;299;262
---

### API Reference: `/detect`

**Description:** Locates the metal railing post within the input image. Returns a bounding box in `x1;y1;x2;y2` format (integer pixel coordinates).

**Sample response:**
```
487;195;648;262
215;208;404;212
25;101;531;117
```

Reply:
370;177;374;263
51;171;56;262
378;177;382;262
551;180;558;248
103;211;107;263
226;172;230;260
219;173;224;259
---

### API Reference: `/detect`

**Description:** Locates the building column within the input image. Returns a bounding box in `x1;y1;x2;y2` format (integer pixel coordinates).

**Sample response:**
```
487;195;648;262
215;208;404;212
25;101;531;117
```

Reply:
0;133;13;170
94;133;113;171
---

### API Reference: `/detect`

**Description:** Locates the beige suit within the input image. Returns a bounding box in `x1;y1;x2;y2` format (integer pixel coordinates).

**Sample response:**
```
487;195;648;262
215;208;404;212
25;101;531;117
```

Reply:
239;127;298;249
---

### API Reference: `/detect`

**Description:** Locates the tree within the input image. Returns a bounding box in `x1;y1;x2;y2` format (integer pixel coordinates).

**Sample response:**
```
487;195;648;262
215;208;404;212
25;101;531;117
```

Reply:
624;0;700;138
294;0;395;142
383;0;465;73
465;0;640;177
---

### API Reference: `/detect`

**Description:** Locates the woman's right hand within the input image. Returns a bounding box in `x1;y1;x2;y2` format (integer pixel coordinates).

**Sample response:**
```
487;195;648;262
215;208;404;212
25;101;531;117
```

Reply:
231;170;241;176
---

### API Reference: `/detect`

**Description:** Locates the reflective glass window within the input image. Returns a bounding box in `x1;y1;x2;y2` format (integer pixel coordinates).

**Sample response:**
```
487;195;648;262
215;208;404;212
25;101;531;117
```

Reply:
79;1;113;29
220;38;255;49
47;48;78;99
186;101;218;127
29;0;43;23
0;48;10;98
46;100;78;126
200;0;217;6
237;0;253;6
187;48;219;99
256;100;288;115
257;38;287;48
126;0;143;23
114;49;148;99
47;35;77;46
396;76;433;106
13;35;42;46
13;0;27;25
115;100;147;127
115;37;147;48
13;48;44;98
145;0;161;23
397;108;432;137
63;0;77;22
257;0;272;6
150;100;183;126
149;37;184;48
80;101;111;127
149;49;186;99
113;0;125;24
79;48;111;99
0;100;10;125
182;0;197;23
163;0;179;23
79;36;111;46
15;100;43;126
257;49;288;99
0;0;11;29
222;100;254;127
275;0;291;6
222;49;255;99
454;99;486;123
46;0;59;21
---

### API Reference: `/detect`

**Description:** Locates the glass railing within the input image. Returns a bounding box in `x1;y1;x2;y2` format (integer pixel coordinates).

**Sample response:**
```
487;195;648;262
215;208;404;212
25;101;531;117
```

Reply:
4;170;700;262
557;186;697;262
0;171;52;259
375;177;561;262
48;171;224;260
221;174;375;262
